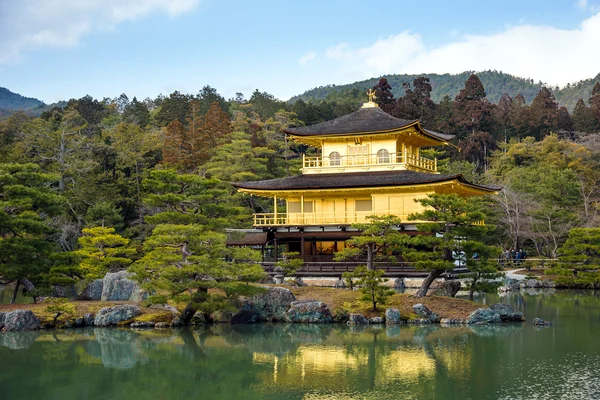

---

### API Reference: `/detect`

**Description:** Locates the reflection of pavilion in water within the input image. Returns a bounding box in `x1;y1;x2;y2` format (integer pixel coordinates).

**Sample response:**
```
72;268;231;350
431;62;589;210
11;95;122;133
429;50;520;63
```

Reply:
249;328;472;395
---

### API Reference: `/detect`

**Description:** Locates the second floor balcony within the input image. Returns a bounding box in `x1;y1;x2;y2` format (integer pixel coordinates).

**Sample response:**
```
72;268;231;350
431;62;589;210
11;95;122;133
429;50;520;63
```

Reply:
302;151;437;174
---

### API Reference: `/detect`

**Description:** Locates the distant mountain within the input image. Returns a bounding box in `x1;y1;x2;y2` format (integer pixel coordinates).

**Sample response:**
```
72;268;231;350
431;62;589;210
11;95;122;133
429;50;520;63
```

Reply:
290;71;600;111
0;87;45;109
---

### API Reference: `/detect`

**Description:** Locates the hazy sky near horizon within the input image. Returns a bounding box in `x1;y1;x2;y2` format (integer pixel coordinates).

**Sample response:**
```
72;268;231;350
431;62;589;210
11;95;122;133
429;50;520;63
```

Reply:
1;0;600;104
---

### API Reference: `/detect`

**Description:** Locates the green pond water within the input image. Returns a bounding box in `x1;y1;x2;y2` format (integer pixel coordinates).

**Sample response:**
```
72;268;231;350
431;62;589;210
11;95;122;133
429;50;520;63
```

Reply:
1;290;600;400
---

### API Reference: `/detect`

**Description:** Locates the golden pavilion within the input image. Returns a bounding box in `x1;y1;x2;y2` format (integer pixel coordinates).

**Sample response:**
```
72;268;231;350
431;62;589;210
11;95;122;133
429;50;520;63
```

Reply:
233;95;496;263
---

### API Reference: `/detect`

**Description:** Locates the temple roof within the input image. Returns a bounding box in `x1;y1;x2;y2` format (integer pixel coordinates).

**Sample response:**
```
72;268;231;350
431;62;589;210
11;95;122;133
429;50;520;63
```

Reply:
284;106;454;141
233;170;499;192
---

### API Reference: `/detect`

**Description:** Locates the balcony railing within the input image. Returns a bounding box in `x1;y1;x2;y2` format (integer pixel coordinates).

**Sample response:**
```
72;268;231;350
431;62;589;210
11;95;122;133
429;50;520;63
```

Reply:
302;152;437;173
253;211;485;227
253;211;411;226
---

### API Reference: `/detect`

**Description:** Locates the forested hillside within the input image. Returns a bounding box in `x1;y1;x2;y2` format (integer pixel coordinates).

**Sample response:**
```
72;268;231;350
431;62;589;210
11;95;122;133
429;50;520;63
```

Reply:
291;71;600;110
0;87;47;118
2;74;600;301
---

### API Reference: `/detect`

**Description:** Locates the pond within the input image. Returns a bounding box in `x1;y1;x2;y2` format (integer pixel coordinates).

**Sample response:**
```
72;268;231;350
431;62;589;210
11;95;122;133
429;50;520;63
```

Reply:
1;290;600;400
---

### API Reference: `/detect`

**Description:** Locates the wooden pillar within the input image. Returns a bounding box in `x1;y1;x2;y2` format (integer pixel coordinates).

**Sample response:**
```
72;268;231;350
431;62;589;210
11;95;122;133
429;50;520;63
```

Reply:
273;195;278;224
301;194;304;225
300;233;305;261
273;236;278;261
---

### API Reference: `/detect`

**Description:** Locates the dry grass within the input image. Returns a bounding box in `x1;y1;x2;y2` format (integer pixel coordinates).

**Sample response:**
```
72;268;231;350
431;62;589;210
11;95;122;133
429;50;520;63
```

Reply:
289;286;479;319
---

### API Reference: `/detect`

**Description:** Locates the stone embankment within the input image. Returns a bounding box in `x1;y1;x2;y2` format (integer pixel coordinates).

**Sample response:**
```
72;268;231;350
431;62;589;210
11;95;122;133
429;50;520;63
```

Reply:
1;286;537;331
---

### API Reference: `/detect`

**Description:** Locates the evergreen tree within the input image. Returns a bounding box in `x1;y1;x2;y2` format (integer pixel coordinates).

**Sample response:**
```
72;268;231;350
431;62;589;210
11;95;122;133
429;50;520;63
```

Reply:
0;163;64;302
572;99;597;132
548;228;600;288
407;194;487;297
529;87;558;138
129;169;264;324
154;91;190;127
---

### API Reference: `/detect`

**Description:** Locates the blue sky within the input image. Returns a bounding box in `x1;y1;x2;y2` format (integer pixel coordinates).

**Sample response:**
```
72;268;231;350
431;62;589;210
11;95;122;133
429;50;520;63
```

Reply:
1;0;599;104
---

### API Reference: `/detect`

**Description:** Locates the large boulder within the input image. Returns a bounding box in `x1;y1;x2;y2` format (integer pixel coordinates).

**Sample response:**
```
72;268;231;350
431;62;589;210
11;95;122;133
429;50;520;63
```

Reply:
525;279;542;288
466;308;501;324
3;310;40;331
431;281;461;297
101;271;147;302
94;305;141;326
250;287;296;322
286;300;332;323
385;308;402;324
369;317;385;324
413;304;439;323
79;279;104;300
347;313;369;325
489;303;525;322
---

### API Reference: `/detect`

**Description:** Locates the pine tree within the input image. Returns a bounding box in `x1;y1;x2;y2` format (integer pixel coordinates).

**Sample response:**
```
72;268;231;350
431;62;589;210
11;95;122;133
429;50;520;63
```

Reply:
407;194;487;297
0;163;64;302
129;169;264;324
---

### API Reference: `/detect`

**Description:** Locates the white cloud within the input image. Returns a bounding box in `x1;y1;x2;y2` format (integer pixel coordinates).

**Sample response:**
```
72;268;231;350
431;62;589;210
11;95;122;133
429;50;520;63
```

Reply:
576;0;588;9
324;12;600;87
0;0;200;64
298;52;316;66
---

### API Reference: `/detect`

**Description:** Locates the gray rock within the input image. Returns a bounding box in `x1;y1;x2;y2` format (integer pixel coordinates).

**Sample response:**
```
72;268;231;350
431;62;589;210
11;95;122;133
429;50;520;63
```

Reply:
94;305;141;326
250;286;296;322
385;308;402;324
466;308;502;324
3;310;41;331
0;312;5;329
369;317;385;324
440;318;465;325
526;279;542;288
489;303;525;322
130;321;155;328
532;317;552;326
101;271;147;302
79;279;103;300
413;304;439;323
51;286;69;298
83;313;95;326
407;318;432;325
543;279;556;288
347;313;369;325
155;322;169;328
431;281;461;297
286;300;332;323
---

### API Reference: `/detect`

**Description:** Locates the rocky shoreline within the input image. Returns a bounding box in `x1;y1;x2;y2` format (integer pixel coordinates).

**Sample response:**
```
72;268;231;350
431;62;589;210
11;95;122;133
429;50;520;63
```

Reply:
0;286;549;332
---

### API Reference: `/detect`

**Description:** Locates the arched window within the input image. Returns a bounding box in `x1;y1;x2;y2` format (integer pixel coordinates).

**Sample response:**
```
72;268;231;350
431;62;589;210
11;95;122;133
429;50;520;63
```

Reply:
329;151;341;166
377;149;390;164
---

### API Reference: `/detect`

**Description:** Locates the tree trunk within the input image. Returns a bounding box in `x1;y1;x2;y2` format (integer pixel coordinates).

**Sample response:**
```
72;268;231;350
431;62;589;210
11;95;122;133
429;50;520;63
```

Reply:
179;302;198;325
415;269;443;297
19;278;37;303
10;280;21;304
367;244;374;271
